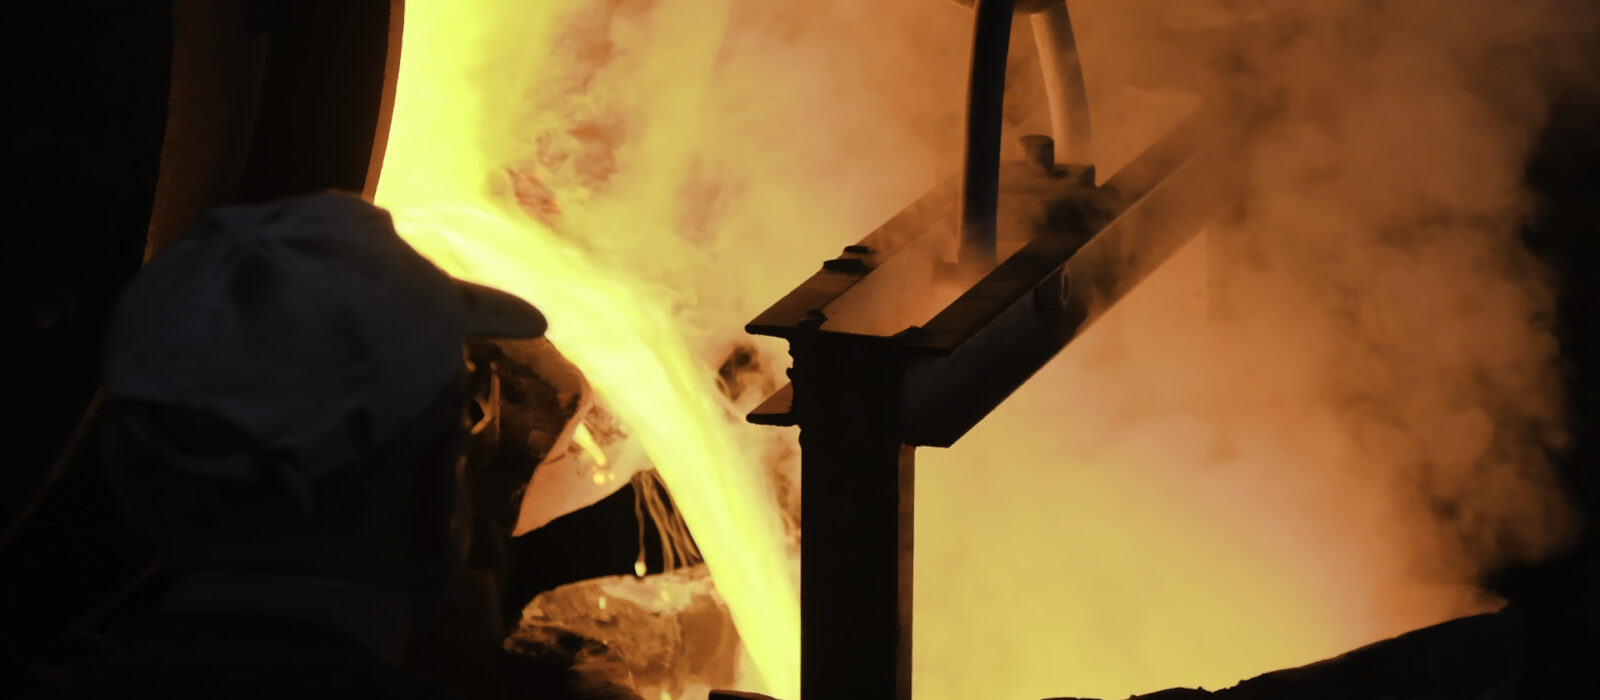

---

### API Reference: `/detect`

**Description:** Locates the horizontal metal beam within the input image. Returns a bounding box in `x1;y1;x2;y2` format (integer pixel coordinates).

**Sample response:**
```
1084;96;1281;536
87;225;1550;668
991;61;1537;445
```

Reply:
748;108;1241;448
747;381;794;427
745;175;958;340
901;117;1242;445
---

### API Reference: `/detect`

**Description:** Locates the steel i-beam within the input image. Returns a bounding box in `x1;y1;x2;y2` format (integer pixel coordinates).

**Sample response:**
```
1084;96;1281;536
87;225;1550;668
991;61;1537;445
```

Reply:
728;1;1243;697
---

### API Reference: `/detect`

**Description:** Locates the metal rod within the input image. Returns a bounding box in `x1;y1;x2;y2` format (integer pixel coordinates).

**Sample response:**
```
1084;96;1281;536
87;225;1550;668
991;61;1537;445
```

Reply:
1029;1;1092;165
957;0;1015;274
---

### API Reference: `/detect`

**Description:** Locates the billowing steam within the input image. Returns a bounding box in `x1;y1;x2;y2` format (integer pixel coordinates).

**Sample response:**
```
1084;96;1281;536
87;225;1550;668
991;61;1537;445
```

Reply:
917;0;1588;697
381;0;1591;698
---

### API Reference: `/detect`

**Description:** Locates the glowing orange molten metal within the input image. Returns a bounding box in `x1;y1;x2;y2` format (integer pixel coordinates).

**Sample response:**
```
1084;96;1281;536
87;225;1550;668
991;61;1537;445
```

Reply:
376;1;798;696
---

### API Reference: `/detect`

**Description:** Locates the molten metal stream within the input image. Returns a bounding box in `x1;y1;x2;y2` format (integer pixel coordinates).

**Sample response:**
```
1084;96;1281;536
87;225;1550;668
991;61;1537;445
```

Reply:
367;1;1551;698
373;1;799;695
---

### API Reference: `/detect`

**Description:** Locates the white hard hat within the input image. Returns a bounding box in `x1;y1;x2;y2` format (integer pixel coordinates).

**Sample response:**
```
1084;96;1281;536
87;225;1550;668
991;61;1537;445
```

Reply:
103;191;546;491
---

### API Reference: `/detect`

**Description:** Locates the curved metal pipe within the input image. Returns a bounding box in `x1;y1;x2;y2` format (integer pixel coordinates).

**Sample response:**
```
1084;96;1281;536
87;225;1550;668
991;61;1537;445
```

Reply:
1030;1;1092;164
957;0;1015;273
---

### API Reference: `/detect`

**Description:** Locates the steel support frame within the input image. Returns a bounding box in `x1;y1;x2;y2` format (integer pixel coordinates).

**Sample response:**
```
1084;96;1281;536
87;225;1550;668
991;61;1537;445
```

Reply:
737;2;1242;697
789;335;916;700
744;113;1240;699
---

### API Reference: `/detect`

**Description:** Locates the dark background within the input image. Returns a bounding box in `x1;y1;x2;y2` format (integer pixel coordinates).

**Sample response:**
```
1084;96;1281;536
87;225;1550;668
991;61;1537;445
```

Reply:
1;1;1595;698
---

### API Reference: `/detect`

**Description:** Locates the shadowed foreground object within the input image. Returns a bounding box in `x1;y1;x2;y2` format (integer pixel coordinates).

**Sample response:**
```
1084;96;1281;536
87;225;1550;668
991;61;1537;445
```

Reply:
710;606;1524;700
507;566;741;699
1052;607;1525;700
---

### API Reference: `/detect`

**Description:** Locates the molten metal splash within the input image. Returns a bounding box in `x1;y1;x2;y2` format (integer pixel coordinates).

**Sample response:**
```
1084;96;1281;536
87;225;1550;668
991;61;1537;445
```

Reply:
373;1;798;695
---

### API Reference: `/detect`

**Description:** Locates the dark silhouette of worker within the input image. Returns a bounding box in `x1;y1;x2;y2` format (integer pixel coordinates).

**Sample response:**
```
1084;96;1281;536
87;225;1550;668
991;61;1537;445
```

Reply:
28;192;549;699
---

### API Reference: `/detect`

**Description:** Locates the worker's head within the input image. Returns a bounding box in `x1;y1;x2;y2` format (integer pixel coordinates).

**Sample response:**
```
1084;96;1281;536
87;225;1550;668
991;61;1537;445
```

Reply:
99;191;546;593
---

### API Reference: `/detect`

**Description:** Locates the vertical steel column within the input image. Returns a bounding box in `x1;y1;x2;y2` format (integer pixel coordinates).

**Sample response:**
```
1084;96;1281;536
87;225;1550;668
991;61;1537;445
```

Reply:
789;335;914;700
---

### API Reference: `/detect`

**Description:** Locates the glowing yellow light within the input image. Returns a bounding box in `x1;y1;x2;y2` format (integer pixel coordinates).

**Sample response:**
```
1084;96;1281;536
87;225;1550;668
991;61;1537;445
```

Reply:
598;595;608;611
634;559;648;578
574;423;608;468
375;2;798;695
369;2;1536;699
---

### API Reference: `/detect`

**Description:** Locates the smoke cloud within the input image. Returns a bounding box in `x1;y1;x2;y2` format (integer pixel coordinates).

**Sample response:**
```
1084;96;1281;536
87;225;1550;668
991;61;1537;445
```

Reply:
465;0;1592;697
914;0;1591;697
484;0;985;529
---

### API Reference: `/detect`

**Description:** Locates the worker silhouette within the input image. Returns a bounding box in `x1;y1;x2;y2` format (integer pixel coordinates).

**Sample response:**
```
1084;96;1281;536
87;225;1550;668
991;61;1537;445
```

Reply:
28;192;550;698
